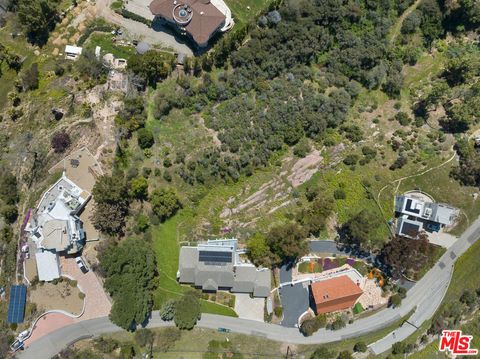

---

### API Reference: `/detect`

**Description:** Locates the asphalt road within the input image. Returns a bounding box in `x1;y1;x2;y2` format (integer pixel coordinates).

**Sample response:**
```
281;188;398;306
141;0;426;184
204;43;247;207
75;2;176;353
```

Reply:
19;219;480;358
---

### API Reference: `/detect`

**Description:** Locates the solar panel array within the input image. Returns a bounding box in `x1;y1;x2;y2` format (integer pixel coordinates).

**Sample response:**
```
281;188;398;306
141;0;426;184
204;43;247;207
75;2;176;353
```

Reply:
199;250;232;265
8;285;27;324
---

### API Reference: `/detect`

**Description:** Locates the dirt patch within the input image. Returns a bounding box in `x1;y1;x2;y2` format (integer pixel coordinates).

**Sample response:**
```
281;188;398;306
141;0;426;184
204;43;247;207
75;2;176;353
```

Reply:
30;281;84;315
287;149;323;187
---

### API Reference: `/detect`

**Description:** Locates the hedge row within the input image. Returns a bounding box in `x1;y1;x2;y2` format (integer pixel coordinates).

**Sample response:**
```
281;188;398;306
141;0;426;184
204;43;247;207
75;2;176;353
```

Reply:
116;8;152;27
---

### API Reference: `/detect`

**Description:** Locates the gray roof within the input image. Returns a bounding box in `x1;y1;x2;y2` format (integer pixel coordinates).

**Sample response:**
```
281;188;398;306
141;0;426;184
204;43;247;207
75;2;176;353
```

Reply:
202;278;218;291
194;268;235;289
178;243;271;297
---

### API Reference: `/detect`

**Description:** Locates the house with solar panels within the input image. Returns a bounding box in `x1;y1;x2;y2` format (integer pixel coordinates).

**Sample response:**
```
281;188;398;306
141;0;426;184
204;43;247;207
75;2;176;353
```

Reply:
24;173;90;281
394;195;459;239
177;239;271;297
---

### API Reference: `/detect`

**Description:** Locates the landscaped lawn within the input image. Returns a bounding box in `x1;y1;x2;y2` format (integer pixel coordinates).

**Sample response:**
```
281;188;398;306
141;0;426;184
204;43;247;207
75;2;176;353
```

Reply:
297;260;322;273
151;214;237;317
84;33;136;60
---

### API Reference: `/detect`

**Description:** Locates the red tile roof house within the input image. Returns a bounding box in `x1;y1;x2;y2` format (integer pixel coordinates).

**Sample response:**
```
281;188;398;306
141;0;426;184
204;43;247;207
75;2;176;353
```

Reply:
310;275;363;315
149;0;227;48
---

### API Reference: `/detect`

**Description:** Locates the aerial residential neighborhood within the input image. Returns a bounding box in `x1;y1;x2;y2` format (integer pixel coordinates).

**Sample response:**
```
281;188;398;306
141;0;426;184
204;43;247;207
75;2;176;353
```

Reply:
0;0;479;358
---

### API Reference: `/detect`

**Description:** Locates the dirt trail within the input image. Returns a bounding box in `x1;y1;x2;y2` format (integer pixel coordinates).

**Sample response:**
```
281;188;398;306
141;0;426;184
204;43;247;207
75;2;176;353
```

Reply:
377;150;457;208
389;0;423;44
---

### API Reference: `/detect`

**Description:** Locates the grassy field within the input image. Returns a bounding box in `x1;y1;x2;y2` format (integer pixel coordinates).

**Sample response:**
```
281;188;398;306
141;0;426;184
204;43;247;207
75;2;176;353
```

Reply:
224;0;275;28
81;310;414;358
84;33;136;59
398;161;480;235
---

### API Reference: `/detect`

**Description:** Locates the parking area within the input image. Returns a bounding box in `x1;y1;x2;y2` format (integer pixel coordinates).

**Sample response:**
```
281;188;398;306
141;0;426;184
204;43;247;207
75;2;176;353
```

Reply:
60;257;111;321
234;293;265;322
279;282;309;328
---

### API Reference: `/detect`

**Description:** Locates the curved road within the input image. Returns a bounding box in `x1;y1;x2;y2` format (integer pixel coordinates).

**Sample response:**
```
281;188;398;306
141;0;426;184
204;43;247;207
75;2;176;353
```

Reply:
18;218;480;358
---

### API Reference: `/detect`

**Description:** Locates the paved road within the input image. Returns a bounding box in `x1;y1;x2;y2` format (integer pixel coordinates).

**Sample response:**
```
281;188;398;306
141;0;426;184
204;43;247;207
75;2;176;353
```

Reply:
19;219;480;358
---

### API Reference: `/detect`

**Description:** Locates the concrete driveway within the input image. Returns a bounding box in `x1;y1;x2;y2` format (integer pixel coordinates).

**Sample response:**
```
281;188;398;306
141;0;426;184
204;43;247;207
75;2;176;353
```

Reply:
60;257;112;321
234;294;265;322
279;282;309;328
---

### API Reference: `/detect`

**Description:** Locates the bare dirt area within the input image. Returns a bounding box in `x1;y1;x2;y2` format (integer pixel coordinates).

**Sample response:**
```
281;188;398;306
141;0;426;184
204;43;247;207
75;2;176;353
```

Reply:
287;149;323;187
30;281;84;315
219;148;324;227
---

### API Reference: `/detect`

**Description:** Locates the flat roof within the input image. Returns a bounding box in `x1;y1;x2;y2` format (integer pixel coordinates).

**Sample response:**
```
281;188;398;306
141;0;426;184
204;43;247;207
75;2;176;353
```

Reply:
35;251;61;282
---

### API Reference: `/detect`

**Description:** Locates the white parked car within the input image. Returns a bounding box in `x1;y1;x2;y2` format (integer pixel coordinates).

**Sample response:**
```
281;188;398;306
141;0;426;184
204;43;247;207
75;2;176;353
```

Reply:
76;257;89;274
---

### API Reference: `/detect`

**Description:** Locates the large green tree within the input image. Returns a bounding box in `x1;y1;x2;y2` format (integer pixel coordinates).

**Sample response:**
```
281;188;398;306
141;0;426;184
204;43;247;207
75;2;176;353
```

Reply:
246;233;274;268
342;209;384;251
17;0;58;45
266;223;308;265
173;292;201;330
150;188;181;221
91;175;130;235
100;237;157;330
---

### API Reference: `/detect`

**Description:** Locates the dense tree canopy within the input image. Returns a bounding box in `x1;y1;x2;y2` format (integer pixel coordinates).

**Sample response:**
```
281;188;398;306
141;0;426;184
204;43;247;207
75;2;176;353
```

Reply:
266;223;308;266
150;188;181;221
380;234;433;279
341;209;384;251
100;237;157;330
173;292;201;330
91;175;130;235
17;0;59;45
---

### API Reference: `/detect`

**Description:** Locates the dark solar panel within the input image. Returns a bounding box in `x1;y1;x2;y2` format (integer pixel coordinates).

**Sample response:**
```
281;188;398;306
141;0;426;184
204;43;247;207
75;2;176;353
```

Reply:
199;250;232;264
405;198;420;214
401;222;420;237
8;285;27;324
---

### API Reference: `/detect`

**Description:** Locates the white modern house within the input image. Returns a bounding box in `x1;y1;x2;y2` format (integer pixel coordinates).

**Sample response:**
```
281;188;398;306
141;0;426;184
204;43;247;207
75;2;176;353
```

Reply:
25;173;90;281
394;195;459;238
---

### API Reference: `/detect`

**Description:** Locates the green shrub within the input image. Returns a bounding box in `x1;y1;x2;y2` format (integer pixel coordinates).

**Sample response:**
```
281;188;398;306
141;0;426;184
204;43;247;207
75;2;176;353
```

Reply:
116;9;152;26
334;188;346;200
343;154;358;166
274;306;283;318
353;341;367;352
137;128;154;149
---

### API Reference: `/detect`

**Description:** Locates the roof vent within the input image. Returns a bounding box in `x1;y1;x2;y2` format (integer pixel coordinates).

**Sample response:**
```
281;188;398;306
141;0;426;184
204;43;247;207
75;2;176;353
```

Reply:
200;11;204;15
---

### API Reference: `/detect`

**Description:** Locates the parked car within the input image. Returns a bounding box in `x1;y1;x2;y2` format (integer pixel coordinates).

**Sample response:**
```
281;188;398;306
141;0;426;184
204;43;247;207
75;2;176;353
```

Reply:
217;327;230;333
76;257;89;274
10;339;24;352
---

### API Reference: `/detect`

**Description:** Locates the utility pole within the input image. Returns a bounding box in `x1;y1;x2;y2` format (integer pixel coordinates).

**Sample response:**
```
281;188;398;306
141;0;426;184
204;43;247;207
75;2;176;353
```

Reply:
285;346;293;358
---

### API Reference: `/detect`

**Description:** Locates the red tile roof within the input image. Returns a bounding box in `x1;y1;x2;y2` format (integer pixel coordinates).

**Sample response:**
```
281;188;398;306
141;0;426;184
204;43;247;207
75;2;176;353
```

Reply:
149;0;225;45
311;275;363;314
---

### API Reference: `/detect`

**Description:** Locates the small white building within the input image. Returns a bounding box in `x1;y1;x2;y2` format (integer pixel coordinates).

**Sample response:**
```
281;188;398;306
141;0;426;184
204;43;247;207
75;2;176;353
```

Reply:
35;251;61;282
65;45;83;61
